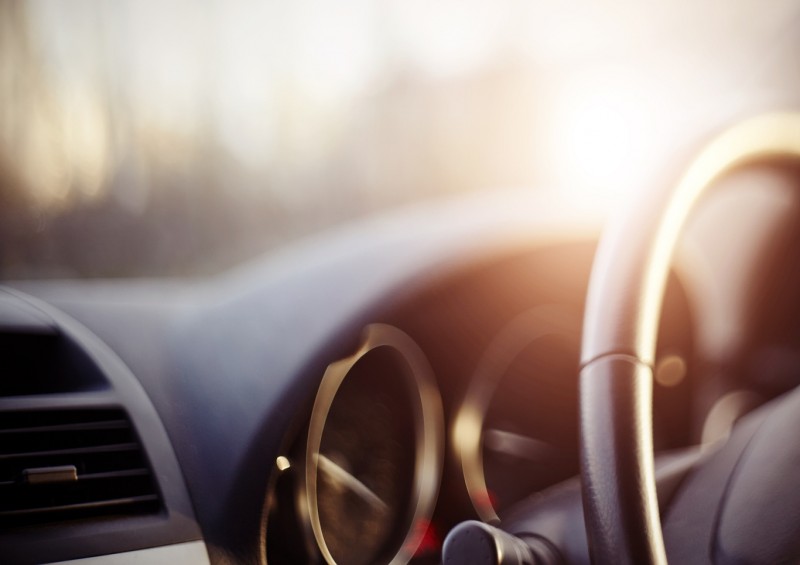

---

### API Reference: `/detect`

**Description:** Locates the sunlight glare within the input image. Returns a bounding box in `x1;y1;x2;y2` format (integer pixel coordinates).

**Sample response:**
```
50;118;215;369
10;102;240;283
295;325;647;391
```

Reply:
552;68;660;211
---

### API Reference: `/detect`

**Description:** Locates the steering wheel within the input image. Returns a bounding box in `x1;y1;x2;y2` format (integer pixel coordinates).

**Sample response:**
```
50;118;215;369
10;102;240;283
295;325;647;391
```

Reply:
579;112;800;564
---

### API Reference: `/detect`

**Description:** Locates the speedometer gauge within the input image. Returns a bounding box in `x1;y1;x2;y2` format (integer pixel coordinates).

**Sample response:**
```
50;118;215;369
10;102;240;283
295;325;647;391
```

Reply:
304;324;443;565
454;306;580;523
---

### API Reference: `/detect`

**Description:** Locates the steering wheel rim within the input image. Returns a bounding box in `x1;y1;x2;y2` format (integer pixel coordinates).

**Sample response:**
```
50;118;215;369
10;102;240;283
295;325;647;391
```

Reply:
579;112;800;564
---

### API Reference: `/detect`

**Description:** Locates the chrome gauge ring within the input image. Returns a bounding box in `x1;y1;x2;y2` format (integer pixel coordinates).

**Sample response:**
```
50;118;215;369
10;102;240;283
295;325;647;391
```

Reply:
454;305;580;523
304;324;444;565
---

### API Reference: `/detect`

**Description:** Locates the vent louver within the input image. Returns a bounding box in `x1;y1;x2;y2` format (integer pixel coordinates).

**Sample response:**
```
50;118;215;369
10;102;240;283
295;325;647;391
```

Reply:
0;409;161;529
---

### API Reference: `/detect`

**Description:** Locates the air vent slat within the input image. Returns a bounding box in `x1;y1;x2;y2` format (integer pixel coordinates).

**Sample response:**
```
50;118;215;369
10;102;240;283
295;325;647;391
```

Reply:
0;409;161;529
0;494;160;518
80;468;150;480
0;443;139;461
0;420;129;435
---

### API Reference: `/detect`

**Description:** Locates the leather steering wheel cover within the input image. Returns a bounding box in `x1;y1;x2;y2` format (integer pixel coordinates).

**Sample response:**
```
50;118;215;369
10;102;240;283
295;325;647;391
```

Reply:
579;113;800;564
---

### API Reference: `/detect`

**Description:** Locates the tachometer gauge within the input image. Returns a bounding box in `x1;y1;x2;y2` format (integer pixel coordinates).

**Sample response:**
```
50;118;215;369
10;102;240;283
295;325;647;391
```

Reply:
304;324;443;565
454;306;580;523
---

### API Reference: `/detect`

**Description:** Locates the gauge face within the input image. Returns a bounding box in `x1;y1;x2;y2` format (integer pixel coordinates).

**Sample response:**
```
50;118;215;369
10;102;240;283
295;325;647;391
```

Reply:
455;306;580;522
306;325;443;565
316;347;416;564
479;332;579;515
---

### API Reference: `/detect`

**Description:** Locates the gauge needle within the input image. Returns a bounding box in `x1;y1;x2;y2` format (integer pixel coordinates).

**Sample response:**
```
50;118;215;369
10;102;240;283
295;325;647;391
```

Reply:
483;429;557;462
317;454;389;513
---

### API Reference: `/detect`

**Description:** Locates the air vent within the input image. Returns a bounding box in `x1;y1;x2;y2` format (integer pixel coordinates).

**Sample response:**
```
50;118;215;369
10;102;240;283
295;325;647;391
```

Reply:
0;409;161;529
0;331;107;397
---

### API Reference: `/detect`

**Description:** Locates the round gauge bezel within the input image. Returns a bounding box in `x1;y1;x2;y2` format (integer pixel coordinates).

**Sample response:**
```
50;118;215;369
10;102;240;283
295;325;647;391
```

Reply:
303;323;444;565
453;305;578;523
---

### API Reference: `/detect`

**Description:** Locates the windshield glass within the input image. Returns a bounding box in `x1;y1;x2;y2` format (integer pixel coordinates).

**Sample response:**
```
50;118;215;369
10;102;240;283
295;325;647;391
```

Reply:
1;1;796;278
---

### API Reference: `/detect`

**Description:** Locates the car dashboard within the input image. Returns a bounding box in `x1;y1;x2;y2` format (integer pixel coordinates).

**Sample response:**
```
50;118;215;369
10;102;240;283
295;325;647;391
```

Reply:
263;239;695;565
1;176;799;564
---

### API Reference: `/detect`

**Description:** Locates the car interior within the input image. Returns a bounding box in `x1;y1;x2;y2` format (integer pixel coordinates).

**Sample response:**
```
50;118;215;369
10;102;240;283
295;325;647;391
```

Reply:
2;2;800;564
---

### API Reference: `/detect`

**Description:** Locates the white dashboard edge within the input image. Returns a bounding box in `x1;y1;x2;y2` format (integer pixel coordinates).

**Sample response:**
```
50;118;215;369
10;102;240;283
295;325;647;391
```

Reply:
46;541;210;565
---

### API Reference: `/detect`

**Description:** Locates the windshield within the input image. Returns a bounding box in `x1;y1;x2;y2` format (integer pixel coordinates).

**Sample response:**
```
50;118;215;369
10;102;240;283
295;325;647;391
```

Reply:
0;1;797;278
